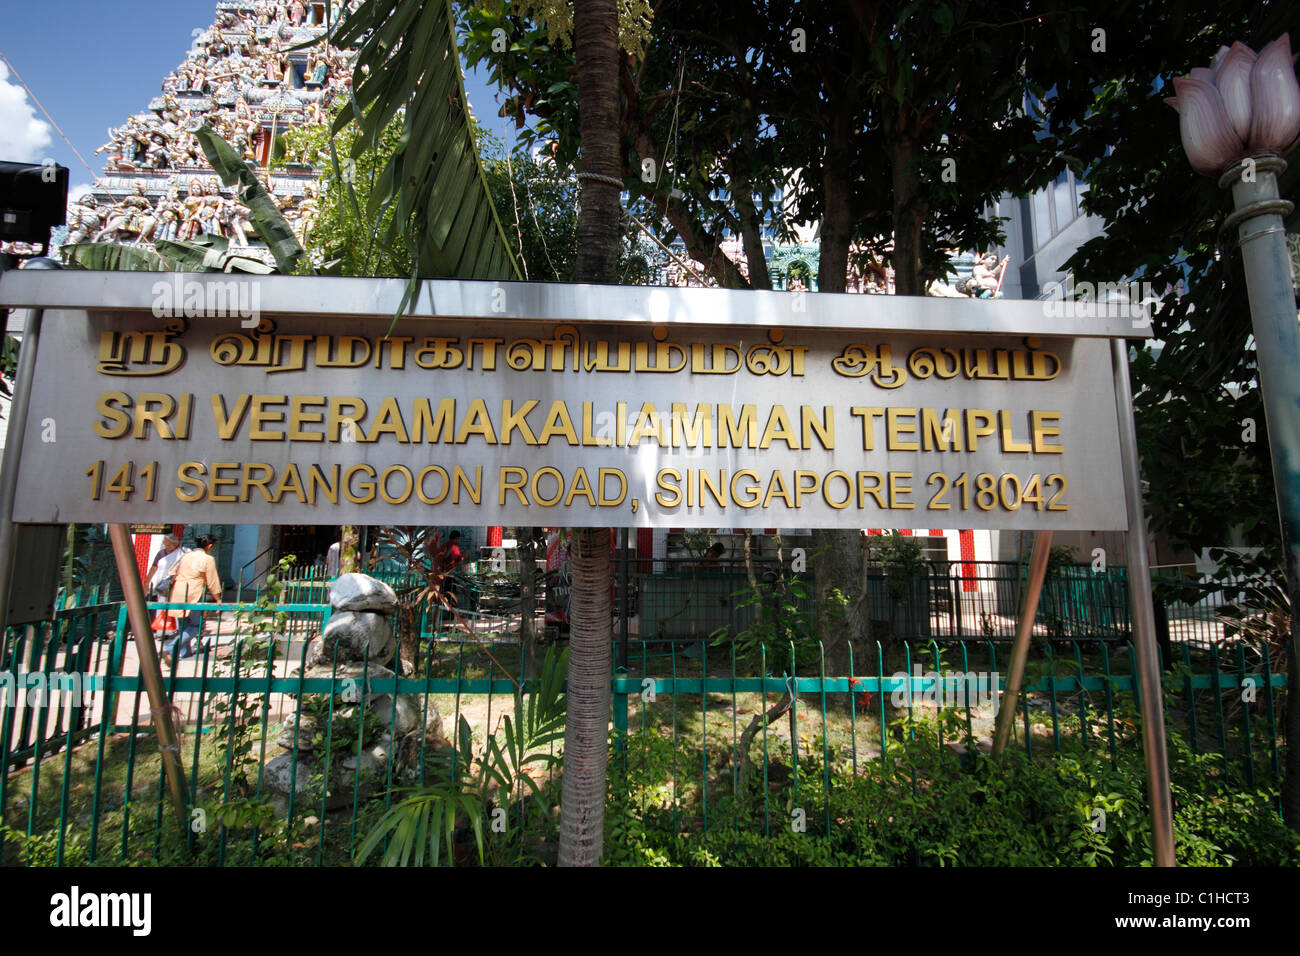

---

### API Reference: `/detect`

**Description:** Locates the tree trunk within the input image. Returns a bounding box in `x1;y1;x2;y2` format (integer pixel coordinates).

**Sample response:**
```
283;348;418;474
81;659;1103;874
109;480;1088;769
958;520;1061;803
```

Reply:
560;0;621;868
731;161;771;289
558;528;612;866
890;135;927;296
63;523;77;597
574;0;622;286
817;113;853;294
340;525;359;573
520;527;538;679
811;528;875;675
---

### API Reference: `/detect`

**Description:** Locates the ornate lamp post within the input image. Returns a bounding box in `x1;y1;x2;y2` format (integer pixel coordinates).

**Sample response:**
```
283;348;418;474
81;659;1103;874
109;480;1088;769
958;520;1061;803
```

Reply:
1167;34;1300;825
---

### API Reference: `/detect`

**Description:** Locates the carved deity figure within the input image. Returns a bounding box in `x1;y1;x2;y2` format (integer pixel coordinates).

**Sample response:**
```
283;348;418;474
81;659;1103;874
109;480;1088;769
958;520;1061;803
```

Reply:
151;186;182;242
179;178;206;241
226;201;254;246
200;180;226;237
130;181;159;243
968;254;1009;298
66;202;101;245
295;183;320;244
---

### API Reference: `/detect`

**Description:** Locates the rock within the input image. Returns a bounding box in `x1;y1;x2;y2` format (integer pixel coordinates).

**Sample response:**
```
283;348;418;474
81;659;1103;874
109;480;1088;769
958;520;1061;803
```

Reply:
297;660;394;688
275;713;318;751
341;742;390;776
330;573;399;615
262;753;313;815
260;648;455;818
371;694;421;738
321;610;394;664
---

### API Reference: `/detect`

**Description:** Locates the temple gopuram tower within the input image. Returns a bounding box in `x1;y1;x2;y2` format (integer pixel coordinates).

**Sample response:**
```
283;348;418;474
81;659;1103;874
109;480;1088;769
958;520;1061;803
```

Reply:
67;0;360;263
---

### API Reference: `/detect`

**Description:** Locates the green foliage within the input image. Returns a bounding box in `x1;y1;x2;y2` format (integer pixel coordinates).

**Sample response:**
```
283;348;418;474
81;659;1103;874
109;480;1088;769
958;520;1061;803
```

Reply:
871;532;928;603
468;0;654;58
355;784;486;867
275;114;413;278
354;645;568;866
211;555;298;798
712;555;842;672
1045;545;1078;579
62;234;275;274
236;554;298;655
1;823;92;867
1057;2;1299;570
604;702;1300;867
481;644;567;803
461;0;1092;290
321;0;519;289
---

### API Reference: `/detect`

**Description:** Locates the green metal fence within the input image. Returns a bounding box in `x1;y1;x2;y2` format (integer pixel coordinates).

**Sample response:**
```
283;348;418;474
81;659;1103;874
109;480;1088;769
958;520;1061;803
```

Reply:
1;590;118;776
1;592;1288;865
246;567;426;606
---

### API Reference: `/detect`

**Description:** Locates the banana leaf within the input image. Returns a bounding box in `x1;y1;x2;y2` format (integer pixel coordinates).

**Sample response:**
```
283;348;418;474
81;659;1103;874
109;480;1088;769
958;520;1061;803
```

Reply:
309;0;520;298
62;236;276;274
61;242;167;272
195;125;305;275
154;236;276;274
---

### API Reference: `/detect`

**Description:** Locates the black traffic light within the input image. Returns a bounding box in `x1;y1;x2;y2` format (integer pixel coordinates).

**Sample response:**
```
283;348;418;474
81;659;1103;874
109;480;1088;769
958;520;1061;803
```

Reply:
0;160;70;247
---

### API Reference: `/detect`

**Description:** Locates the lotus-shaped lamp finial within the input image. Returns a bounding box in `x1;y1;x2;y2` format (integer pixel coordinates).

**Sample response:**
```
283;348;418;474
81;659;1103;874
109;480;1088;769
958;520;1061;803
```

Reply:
1166;34;1300;175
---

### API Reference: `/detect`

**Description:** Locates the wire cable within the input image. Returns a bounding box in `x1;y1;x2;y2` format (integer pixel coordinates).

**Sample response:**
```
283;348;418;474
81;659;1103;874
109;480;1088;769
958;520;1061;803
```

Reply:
0;51;99;181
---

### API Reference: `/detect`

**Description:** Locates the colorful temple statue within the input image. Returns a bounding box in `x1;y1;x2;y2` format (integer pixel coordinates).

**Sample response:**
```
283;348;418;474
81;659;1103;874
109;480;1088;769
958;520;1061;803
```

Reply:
43;0;355;266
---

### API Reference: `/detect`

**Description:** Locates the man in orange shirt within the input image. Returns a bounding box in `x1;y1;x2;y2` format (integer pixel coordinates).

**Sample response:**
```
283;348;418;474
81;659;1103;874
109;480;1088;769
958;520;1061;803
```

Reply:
162;534;223;665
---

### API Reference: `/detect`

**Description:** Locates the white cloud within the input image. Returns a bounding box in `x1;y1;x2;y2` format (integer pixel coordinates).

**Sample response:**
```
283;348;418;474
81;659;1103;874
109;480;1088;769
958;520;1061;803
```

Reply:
0;62;54;163
68;182;93;204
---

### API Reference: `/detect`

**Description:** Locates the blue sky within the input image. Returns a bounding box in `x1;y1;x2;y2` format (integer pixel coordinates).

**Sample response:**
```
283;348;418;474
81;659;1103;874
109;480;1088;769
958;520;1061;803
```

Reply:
0;0;514;196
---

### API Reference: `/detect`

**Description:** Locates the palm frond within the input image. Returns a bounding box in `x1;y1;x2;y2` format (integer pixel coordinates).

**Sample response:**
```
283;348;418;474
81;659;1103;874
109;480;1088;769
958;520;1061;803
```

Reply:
61;242;166;272
195;125;306;274
324;0;520;289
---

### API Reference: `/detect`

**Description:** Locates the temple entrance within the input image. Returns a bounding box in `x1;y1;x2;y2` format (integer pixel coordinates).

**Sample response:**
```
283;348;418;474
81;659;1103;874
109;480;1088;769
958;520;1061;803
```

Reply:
277;525;338;571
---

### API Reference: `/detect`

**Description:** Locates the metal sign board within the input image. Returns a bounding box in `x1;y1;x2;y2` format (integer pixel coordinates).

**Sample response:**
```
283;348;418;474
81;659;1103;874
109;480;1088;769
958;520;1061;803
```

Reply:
5;274;1132;531
6;523;62;626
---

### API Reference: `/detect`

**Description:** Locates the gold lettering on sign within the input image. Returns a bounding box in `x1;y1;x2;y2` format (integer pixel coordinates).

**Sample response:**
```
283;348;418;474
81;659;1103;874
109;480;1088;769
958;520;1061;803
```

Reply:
634;327;688;373
690;343;742;374
831;345;906;387
504;326;579;372
582;340;632;372
907;347;961;379
97;327;186;376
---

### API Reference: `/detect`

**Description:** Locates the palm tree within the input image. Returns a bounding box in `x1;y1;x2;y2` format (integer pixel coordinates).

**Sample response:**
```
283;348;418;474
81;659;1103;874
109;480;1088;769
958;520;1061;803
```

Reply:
324;0;622;865
555;0;621;869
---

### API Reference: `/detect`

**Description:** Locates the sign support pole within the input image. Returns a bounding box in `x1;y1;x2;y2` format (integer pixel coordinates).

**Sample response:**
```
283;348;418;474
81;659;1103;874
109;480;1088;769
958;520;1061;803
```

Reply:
107;522;190;834
1111;338;1177;867
992;530;1052;756
619;528;630;669
0;306;43;633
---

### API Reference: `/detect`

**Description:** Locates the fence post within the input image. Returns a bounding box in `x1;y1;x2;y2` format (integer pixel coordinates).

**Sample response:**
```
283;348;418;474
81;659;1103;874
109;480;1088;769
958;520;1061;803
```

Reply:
993;531;1053;756
612;666;628;779
106;523;189;836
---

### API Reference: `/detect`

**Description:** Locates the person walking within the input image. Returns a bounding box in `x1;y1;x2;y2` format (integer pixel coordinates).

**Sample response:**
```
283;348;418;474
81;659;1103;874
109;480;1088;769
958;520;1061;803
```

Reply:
162;534;223;665
146;533;188;602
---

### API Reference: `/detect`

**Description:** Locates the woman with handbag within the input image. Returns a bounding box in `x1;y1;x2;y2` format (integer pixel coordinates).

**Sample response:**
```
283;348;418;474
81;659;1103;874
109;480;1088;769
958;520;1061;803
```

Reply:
146;533;187;602
162;534;223;665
